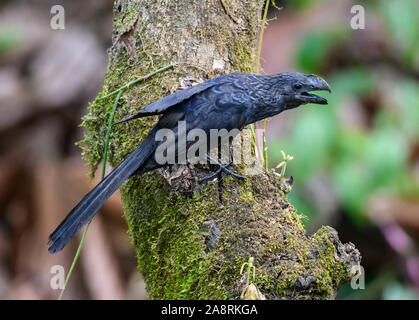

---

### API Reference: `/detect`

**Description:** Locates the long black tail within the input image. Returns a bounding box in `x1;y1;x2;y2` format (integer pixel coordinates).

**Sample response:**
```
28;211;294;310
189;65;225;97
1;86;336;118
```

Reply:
48;132;156;253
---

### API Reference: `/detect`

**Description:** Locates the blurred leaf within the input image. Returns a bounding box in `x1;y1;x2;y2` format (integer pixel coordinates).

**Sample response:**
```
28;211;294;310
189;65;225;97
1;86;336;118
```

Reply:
365;125;408;190
270;106;337;181
380;0;419;67
394;80;419;138
0;29;20;54
328;68;373;98
296;28;347;74
332;156;369;225
332;116;408;225
297;32;332;74
334;130;367;160
288;0;321;10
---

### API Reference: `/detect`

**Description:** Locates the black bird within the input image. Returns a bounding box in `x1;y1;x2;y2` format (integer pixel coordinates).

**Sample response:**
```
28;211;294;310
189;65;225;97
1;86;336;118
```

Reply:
48;72;331;253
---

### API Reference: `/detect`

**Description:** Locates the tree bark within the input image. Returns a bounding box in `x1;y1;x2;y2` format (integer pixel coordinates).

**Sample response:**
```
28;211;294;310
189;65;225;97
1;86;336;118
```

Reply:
80;0;361;299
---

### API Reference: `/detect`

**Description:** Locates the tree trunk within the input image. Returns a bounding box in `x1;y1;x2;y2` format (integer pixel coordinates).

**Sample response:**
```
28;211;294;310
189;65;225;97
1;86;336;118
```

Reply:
80;0;361;299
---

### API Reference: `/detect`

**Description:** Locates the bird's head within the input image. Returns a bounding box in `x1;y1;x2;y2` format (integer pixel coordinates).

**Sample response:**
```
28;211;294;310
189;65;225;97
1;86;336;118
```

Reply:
275;72;331;109
246;72;331;124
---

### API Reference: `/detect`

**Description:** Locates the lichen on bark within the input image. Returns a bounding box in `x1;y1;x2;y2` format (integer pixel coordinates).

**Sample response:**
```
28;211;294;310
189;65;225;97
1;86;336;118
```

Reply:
78;0;361;299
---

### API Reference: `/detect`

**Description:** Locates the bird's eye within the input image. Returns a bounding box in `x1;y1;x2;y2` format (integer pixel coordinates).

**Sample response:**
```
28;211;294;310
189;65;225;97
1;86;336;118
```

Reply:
294;83;302;90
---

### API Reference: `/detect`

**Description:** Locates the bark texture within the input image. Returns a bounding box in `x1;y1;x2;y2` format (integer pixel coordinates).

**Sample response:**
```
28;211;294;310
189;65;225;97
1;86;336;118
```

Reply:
80;0;361;299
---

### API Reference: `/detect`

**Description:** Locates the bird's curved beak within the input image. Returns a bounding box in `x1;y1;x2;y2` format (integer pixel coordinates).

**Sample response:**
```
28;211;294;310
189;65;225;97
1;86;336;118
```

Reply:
300;76;331;105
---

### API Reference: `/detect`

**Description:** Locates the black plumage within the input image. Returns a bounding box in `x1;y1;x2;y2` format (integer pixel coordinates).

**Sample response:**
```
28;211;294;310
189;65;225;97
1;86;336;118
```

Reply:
48;71;330;253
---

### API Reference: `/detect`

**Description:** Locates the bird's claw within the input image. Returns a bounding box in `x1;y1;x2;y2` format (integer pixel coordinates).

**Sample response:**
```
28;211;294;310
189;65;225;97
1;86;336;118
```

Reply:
201;155;246;181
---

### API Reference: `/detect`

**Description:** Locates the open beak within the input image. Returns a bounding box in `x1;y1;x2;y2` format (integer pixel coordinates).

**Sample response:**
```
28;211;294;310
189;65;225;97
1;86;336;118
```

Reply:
300;76;331;105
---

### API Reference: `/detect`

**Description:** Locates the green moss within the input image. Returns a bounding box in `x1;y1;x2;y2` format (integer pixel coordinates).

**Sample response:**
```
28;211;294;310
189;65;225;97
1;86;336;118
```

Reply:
117;164;355;299
113;0;141;33
121;174;228;299
232;36;257;73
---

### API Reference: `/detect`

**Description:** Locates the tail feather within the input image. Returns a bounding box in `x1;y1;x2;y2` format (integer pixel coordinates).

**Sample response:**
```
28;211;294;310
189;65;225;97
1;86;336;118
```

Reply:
48;134;156;253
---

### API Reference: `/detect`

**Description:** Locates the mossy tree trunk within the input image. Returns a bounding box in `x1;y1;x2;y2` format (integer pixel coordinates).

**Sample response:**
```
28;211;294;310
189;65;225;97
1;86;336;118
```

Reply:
80;0;361;299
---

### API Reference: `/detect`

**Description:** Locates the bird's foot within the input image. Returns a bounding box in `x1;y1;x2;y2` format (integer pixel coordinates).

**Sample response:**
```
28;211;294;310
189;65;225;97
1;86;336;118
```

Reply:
201;154;245;181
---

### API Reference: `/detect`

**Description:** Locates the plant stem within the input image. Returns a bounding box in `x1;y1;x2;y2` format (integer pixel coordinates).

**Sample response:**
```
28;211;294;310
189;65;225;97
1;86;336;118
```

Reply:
101;90;123;178
58;89;123;300
256;0;270;75
262;119;268;170
255;0;270;168
97;64;173;101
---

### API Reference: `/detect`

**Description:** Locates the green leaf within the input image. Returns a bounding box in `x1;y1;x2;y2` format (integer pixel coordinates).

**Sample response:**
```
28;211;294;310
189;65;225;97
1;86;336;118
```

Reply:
380;0;419;66
296;32;332;74
296;28;347;74
0;29;20;53
328;68;373;97
332;157;369;225
288;0;321;10
364;125;408;190
269;106;336;181
394;80;419;137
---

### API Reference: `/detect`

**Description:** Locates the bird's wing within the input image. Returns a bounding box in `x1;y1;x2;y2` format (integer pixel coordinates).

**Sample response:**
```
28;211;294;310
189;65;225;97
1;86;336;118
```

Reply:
115;74;243;124
171;82;249;163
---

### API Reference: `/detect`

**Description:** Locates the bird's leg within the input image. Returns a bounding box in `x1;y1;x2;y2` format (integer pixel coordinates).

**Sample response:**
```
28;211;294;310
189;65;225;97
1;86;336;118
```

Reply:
201;153;245;181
